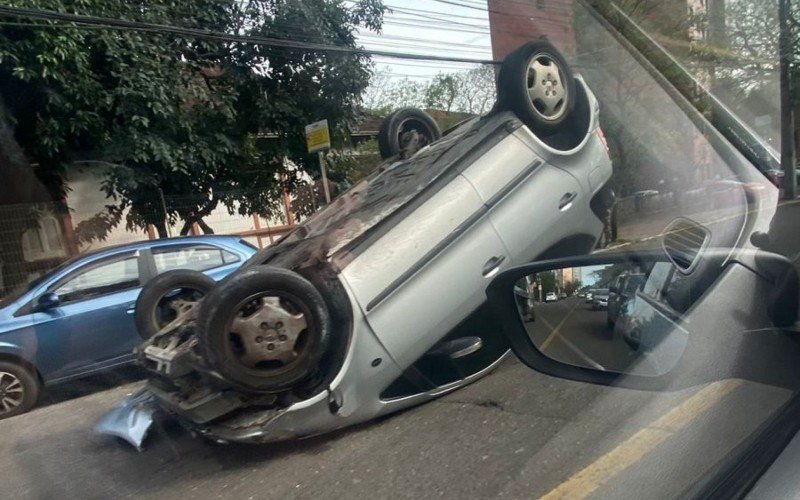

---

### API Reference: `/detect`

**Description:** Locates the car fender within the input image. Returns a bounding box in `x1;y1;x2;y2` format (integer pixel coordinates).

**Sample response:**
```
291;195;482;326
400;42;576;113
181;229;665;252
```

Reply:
0;341;36;365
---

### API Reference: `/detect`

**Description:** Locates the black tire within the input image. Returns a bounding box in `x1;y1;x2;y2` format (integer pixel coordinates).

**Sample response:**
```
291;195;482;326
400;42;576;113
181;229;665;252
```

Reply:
135;270;216;339
377;107;442;159
496;40;576;135
198;266;331;393
0;361;39;419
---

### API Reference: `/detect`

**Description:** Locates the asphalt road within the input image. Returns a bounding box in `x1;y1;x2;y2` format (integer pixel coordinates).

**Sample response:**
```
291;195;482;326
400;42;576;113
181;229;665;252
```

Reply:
0;351;794;499
526;297;640;374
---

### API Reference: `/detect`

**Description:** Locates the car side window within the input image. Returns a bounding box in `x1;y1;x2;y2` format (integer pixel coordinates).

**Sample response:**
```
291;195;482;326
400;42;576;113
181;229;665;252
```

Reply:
53;256;140;303
152;245;239;273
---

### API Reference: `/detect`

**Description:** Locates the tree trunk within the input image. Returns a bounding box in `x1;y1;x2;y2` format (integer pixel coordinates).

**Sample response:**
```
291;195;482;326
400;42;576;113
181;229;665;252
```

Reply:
196;218;214;234
154;219;168;238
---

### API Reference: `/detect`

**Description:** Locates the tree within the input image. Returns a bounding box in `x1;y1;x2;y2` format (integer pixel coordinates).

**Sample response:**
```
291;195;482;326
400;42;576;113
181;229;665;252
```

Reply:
458;65;496;115
424;73;460;112
361;67;394;114
574;0;698;197
363;64;496;116
538;271;557;296
564;279;582;296
0;0;385;292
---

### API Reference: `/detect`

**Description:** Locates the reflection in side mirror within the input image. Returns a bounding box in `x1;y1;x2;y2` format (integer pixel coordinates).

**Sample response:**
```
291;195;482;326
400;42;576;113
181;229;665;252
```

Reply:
37;292;60;311
512;261;687;377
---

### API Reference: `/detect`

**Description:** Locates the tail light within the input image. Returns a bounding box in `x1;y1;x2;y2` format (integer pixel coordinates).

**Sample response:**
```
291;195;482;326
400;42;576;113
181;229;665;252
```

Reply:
596;127;610;153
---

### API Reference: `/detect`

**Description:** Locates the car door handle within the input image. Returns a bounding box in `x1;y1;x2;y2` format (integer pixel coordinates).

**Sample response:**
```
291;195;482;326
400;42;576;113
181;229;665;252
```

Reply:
558;192;578;211
126;306;136;314
482;255;506;277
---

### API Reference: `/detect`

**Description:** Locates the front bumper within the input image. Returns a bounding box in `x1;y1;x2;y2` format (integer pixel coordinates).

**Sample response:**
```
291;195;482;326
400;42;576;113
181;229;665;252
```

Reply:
94;389;159;451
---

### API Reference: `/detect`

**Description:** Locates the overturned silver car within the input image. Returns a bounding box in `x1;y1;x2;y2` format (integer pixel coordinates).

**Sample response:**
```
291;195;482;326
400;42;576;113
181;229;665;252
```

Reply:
97;41;614;449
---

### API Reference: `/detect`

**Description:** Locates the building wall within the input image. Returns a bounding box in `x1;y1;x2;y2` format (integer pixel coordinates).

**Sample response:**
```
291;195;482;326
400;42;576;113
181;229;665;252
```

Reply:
488;0;575;60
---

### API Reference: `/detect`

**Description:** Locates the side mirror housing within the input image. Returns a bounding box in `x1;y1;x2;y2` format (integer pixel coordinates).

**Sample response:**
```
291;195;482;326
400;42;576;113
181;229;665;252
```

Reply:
609;285;620;294
37;292;60;311
485;248;800;390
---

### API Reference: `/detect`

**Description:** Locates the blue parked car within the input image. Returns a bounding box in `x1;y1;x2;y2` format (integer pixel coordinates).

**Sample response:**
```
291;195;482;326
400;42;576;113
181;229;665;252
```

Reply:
0;235;256;418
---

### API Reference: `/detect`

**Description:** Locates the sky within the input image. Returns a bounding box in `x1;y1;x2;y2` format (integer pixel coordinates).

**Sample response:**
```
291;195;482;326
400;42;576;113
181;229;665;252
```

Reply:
581;265;607;287
354;0;493;81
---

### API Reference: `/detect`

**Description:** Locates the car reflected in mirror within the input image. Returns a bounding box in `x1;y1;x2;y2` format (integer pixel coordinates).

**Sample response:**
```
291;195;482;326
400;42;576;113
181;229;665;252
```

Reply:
513;260;688;377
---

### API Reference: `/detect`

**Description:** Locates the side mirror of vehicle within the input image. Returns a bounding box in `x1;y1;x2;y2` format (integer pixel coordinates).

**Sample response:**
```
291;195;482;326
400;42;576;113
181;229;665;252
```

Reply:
609;285;619;294
486;248;800;390
36;292;60;311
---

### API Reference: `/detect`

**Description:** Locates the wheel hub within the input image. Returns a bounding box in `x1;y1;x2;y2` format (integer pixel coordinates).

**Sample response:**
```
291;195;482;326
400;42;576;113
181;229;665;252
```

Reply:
526;55;567;121
0;371;23;414
154;295;201;337
230;296;308;368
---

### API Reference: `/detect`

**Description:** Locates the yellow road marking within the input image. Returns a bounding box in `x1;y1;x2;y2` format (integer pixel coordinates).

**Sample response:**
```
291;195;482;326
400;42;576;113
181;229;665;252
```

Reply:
539;299;583;351
540;379;744;500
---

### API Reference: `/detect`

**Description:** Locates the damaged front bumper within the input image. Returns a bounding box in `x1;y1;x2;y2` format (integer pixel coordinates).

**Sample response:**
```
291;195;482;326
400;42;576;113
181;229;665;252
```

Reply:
94;389;160;451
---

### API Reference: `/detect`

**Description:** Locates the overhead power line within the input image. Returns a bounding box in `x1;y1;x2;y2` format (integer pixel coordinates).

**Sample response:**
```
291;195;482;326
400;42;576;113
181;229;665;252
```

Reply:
0;5;501;65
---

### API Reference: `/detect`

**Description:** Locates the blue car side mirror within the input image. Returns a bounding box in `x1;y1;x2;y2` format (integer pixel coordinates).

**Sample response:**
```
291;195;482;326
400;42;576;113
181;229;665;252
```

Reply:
37;292;60;311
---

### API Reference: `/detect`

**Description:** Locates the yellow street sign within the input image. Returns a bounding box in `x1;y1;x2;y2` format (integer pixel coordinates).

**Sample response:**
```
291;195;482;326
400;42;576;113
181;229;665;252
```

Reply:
305;119;331;153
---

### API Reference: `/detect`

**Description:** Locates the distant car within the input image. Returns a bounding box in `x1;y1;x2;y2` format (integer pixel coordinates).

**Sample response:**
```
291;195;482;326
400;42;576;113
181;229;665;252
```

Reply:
591;288;610;310
545;292;559;302
607;273;646;327
0;236;256;419
584;291;594;303
559;292;568;299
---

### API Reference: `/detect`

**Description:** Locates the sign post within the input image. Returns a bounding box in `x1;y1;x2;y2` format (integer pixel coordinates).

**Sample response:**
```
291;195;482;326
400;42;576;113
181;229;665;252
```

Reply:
305;119;332;204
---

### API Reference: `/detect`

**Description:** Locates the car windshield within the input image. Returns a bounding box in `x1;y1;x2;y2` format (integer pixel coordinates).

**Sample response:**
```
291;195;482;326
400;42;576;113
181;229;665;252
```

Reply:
1;0;799;498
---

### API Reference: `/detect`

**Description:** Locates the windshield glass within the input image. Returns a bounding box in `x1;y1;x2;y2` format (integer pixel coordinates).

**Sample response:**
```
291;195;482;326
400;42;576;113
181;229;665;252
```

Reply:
0;0;798;498
615;0;782;151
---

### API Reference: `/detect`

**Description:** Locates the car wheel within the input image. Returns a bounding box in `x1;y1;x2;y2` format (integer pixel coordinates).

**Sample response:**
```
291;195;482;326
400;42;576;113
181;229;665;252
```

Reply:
0;361;39;420
135;270;216;339
198;266;331;393
496;40;576;135
378;107;442;159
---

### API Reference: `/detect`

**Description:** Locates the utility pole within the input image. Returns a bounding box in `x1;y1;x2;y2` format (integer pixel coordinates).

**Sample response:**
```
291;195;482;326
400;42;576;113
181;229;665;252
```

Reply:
779;0;797;199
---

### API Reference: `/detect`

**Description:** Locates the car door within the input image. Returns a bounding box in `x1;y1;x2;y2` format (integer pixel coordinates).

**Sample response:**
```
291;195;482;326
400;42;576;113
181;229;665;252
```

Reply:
30;251;144;381
341;175;511;368
459;129;586;265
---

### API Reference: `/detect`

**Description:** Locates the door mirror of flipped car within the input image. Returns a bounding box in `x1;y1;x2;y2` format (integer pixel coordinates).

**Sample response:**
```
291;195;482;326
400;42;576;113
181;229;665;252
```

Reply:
487;251;692;385
36;292;60;312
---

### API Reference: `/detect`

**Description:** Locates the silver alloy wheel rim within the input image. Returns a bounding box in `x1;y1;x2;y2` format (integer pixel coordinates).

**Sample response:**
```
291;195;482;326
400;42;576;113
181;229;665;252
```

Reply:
525;54;568;122
0;371;24;416
229;296;309;370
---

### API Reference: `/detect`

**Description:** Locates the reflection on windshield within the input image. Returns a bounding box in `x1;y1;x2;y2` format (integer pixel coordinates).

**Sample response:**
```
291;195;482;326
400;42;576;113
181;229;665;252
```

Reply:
614;0;781;150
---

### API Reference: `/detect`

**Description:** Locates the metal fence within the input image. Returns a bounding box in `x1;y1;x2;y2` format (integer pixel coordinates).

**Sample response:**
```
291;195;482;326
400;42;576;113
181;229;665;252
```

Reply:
0;183;333;295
